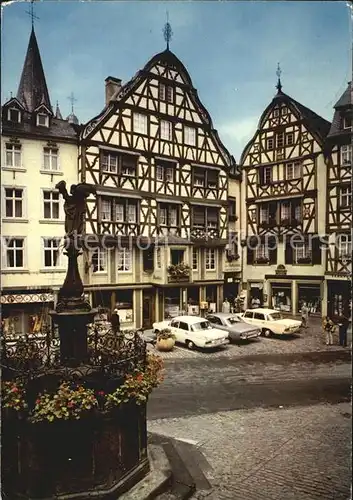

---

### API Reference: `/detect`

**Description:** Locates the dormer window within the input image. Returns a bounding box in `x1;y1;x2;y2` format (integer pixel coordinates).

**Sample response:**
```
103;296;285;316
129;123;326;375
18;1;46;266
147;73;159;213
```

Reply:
8;108;21;123
37;113;49;127
343;115;352;129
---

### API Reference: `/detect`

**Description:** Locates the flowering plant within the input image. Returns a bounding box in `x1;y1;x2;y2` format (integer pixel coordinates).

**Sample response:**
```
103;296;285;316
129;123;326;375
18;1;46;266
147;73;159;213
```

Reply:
167;262;191;277
157;328;176;340
105;354;164;409
1;380;28;412
30;383;98;423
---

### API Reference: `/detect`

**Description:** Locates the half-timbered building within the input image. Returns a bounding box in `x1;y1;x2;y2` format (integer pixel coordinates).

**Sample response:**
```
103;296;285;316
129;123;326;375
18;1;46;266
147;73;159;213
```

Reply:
324;82;352;318
79;48;240;328
240;77;331;315
1;27;79;336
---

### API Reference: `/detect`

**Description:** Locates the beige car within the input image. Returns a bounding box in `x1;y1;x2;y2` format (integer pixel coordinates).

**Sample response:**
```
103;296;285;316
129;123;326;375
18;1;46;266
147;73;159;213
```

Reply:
241;308;302;337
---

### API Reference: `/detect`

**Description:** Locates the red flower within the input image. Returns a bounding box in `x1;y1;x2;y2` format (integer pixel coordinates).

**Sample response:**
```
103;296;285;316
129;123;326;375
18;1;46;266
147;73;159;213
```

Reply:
136;374;144;382
98;391;105;396
36;399;41;404
11;387;19;393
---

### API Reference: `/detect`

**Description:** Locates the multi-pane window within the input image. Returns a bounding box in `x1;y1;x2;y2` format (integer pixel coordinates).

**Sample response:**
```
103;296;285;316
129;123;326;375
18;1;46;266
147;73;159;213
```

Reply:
281;106;288;115
340;186;352;208
338;234;352;258
92;248;107;272
160;120;172;140
7;108;21;122
43;238;61;267
121;155;136;177
158;83;173;103
340;145;352;166
127;204;137;223
192;248;198;270
260;205;269;223
185;126;196;146
101;152;118;173
205;249;216;270
37;113;49;127
43;190;60;219
193;168;218;188
295;244;312;263
133;113;147;134
277;133;284;148
286;161;301;180
101;198;137;223
156;161;174;182
101;199;112;221
260;166;272;185
43;147;58;171
280;202;290;220
5;188;23;218
159;204;178;226
117;248;132;272
343;116;352;129
193;207;218;229
194;168;205;187
255;244;269;261
267;137;274;150
5;238;24;268
273;108;280;118
286;133;294;146
294;204;302;221
5;143;22;167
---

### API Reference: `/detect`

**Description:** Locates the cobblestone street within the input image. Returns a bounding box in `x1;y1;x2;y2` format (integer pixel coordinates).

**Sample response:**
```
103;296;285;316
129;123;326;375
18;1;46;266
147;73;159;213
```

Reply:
147;318;349;360
148;403;352;500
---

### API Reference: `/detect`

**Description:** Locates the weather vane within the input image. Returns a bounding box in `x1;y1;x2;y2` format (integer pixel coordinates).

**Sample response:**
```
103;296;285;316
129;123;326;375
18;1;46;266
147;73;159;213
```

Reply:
67;92;77;113
25;0;40;28
163;11;173;50
276;62;282;92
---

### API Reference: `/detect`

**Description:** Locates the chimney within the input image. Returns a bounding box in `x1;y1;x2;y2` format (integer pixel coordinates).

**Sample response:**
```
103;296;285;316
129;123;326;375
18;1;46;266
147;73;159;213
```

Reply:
105;76;122;105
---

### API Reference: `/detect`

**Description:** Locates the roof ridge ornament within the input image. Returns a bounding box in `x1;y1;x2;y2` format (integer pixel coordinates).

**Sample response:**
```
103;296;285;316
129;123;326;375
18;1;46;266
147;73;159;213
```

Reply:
163;11;173;51
25;0;40;29
276;62;283;93
67;92;77;114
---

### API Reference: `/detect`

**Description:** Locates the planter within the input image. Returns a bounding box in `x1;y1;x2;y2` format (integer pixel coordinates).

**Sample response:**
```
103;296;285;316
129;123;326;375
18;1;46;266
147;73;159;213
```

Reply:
156;338;175;352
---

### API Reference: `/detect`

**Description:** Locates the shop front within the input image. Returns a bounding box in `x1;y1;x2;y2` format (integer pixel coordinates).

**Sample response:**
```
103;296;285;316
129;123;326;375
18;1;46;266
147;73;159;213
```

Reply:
248;282;264;308
223;272;240;304
205;285;217;313
270;283;292;312
187;286;200;316
91;289;134;327
164;287;182;318
327;280;351;319
297;283;322;315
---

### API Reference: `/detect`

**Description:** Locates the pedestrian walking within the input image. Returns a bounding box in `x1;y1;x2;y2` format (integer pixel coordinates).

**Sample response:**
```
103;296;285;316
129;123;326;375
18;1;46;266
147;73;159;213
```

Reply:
337;313;349;347
322;316;335;346
111;308;120;334
301;302;309;329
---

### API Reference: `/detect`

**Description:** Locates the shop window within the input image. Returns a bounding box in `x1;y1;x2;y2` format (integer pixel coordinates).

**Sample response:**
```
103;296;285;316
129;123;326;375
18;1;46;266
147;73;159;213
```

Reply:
5;143;22;167
117;248;132;272
205;249;216;270
165;288;181;318
272;287;291;312
297;285;321;314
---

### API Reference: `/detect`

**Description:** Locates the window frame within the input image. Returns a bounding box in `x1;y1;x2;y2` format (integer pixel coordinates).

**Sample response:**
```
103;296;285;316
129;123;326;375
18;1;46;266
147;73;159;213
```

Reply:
192;248;198;270
285;132;294;146
158;203;179;227
117;247;132;272
37;113;49;127
340;145;352;166
133;113;148;135
3;237;26;269
340;185;352;208
266;137;274;150
43;147;59;172
286;161;301;180
100;197;138;224
160;120;173;141
255;244;269;261
3;187;25;219
277;133;284;148
294;243;312;264
42;237;62;268
92;248;107;273
42;189;60;220
205;248;216;271
185;126;196;146
7;107;21;123
5;143;22;168
338;234;352;259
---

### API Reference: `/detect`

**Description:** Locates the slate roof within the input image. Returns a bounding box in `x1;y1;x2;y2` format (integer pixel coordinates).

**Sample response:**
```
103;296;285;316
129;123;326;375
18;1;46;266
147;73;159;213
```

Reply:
327;82;352;139
334;82;351;109
17;27;52;113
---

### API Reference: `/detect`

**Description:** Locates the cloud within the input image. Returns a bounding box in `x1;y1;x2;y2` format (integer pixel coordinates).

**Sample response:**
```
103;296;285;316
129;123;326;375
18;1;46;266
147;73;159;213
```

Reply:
218;117;258;160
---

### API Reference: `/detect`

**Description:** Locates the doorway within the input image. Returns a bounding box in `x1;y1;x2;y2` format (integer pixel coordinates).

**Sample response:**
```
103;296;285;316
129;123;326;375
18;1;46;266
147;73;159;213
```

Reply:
142;290;154;329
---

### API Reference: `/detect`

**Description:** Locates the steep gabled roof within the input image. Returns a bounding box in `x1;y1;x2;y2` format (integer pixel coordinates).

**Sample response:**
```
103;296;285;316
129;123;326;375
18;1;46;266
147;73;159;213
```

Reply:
333;82;351;109
17;27;52;113
327;82;352;139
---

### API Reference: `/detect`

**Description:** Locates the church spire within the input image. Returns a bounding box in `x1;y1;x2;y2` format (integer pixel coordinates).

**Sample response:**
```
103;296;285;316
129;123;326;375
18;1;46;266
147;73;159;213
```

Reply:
16;27;52;113
55;101;63;119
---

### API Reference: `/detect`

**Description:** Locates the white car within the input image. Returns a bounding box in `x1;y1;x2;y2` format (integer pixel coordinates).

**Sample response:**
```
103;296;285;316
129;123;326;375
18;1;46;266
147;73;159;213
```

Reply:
241;308;302;337
152;315;229;350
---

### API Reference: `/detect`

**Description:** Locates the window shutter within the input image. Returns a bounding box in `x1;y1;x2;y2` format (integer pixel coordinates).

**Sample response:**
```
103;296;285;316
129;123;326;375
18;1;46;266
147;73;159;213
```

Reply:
312;236;321;265
193;207;205;225
285;243;293;264
207;209;218;223
247;247;254;265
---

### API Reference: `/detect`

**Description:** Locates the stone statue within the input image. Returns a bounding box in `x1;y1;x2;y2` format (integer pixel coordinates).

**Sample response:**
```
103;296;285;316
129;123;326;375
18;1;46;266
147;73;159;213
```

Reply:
55;181;96;236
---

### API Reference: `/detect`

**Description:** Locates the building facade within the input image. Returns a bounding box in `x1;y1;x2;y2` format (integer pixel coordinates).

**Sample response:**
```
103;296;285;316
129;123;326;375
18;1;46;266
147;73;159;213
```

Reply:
1;28;78;336
240;80;331;316
324;82;352;318
79;48;241;329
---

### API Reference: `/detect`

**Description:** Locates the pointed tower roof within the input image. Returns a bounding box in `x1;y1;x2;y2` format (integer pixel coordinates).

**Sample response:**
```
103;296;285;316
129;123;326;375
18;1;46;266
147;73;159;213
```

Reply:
17;27;52;113
55;101;63;120
327;82;352;139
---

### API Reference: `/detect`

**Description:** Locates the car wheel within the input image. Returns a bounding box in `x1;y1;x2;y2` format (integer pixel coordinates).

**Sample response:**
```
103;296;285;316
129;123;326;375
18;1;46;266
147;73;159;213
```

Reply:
186;340;195;350
263;329;272;338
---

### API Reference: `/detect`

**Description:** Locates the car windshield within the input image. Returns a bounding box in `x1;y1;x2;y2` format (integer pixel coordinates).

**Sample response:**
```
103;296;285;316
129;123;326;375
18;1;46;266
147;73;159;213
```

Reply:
268;313;283;321
191;321;212;332
225;316;240;325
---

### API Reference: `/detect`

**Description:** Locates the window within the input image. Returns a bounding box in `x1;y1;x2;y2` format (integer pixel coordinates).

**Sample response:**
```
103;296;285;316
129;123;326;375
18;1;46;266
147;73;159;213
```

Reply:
160;120;172;140
281;106;288;115
156;248;161;268
43;147;58;171
207;170;218;188
115;203;124;222
7;108;21;123
92;248;107;273
43;190;60;219
277;133;284;148
280;202;290;220
286;161;301;180
127;203;137;223
338;234;352;258
171;249;184;265
267;137;274;150
193;167;218;188
208;316;222;325
244;311;253;319
117;248;132;272
133;113;147;134
294;204;301;221
4;238;24;268
158;83;173;103
101;198;137;223
193;207;219;230
286;133;294;146
102;199;112;221
273;108;280;117
343;116;352;129
255;244;269;261
260;205;269;223
194;168;205;187
178;322;189;331
205;249;216;270
156;161;174;182
37;113;49;127
5;143;21;167
295;244;312;263
43;238;61;267
102;152;118;173
341;145;352;166
5;188;23;218
192;248;198;270
254;312;265;320
159;204;178;226
260;166;272;185
340;186;352;208
228;197;236;221
185;126;196;146
121;155;137;177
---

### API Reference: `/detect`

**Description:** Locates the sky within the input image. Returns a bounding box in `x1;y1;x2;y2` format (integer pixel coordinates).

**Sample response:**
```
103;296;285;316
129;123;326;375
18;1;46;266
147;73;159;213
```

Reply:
1;1;352;161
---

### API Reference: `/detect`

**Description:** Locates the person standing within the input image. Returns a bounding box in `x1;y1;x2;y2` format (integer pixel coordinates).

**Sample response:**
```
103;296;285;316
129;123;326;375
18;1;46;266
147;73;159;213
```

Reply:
301;302;309;329
222;298;230;314
322;316;335;346
111;308;120;334
337;313;349;347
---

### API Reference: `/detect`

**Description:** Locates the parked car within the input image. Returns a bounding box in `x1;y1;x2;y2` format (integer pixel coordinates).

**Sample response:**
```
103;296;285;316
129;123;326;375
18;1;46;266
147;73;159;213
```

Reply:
206;313;261;342
241;308;302;337
152;315;229;350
